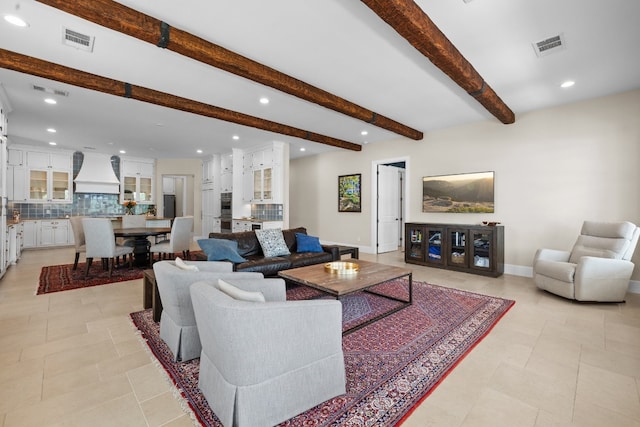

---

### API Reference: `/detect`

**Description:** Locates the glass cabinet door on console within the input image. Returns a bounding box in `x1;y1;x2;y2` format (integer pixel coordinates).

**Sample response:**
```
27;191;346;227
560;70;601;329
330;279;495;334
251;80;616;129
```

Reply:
447;228;468;268
471;230;492;272
426;226;445;266
405;224;426;262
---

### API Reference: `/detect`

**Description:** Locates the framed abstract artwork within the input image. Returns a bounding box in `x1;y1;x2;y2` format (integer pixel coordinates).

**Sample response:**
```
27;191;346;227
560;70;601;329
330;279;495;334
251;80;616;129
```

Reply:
338;173;361;212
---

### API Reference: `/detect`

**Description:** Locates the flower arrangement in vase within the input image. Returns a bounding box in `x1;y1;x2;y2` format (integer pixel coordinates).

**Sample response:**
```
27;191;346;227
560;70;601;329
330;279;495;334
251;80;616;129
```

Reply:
123;200;137;215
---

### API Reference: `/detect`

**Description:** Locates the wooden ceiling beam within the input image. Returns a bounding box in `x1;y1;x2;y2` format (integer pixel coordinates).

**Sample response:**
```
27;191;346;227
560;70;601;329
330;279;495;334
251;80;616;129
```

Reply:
361;0;515;124
0;48;361;152
36;0;424;141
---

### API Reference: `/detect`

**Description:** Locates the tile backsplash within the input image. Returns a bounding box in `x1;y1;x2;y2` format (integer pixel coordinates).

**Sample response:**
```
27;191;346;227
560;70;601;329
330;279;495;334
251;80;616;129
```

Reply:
9;194;153;219
251;204;283;220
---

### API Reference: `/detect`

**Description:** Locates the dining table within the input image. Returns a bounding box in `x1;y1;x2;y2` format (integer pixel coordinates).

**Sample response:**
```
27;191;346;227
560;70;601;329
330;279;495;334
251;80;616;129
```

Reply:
113;227;171;266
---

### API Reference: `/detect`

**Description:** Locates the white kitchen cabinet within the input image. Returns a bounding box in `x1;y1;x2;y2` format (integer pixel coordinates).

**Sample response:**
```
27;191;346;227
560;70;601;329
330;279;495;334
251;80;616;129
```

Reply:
7;164;27;201
22;221;39;248
202;216;221;236
220;153;233;173
8;148;23;166
121;158;154;204
220;154;233;193
6;222;23;266
26;151;71;170
11;147;74;203
241;143;284;204
202;156;215;184
220;172;232;193
39;219;70;246
261;221;284;230
232;220;252;232
201;187;221;236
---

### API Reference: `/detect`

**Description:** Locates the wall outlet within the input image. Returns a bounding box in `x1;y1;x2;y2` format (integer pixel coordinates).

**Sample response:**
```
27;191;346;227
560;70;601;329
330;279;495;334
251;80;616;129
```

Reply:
357;236;361;242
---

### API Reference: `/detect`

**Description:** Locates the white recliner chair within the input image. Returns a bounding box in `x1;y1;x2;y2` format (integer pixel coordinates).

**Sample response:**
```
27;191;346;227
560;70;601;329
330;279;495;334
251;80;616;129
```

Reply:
533;221;639;302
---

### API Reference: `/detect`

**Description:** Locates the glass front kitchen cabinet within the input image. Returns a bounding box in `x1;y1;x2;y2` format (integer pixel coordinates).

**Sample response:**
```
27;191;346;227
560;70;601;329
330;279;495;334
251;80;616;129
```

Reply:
121;158;154;204
28;168;71;202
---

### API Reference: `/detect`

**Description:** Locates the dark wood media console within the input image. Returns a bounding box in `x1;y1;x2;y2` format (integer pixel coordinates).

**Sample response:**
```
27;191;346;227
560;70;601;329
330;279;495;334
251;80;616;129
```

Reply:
405;223;504;277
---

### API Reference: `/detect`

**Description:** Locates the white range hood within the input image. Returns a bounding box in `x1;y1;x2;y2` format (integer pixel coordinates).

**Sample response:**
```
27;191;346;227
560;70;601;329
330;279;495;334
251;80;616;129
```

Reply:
74;152;120;194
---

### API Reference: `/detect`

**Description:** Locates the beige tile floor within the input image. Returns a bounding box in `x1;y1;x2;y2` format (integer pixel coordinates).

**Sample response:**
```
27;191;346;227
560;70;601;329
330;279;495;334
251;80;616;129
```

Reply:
1;247;639;426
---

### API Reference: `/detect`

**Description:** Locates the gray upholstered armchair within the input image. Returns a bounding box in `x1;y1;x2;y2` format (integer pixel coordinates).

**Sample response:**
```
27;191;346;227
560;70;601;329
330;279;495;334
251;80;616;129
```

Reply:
190;278;346;427
533;221;639;302
152;260;264;362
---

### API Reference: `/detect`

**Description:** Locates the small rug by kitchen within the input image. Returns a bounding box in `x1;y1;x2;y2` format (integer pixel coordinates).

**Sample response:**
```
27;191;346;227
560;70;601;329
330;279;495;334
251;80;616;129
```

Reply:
37;251;205;295
130;279;515;426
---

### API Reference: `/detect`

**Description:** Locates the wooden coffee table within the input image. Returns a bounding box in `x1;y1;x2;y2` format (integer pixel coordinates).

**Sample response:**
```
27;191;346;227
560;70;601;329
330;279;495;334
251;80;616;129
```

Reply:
278;259;412;335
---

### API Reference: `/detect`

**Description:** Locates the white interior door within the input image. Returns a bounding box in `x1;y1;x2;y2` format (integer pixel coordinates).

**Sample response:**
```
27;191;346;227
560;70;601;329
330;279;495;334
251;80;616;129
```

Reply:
377;165;401;253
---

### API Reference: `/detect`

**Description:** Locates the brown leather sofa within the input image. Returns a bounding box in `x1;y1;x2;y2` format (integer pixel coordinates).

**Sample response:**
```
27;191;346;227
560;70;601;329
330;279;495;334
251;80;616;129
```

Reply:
196;227;339;277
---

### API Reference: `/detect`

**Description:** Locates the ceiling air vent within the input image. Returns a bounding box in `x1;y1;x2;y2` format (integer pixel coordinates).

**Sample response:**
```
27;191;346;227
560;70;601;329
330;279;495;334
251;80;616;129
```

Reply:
533;33;566;57
32;84;69;97
62;27;95;52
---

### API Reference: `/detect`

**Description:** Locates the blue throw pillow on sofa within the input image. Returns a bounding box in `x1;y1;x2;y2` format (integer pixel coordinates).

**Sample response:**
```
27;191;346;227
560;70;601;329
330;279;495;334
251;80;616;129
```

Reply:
295;232;323;253
197;238;247;263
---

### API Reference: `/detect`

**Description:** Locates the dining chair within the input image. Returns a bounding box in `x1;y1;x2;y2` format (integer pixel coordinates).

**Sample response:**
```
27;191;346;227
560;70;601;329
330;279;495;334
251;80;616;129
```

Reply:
121;215;147;247
69;216;86;270
149;216;194;265
82;218;134;279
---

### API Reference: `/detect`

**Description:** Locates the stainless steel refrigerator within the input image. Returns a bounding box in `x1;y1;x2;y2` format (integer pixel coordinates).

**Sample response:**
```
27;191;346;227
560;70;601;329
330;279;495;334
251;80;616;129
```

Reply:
163;194;176;218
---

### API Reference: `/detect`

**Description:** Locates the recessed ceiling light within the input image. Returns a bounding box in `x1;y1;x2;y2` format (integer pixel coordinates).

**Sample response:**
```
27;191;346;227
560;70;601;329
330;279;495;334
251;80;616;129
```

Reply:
4;15;28;27
361;130;368;136
119;150;126;154
48;141;57;146
300;147;306;152
232;135;239;140
259;97;269;105
561;80;575;88
196;149;203;154
47;128;57;133
44;98;57;105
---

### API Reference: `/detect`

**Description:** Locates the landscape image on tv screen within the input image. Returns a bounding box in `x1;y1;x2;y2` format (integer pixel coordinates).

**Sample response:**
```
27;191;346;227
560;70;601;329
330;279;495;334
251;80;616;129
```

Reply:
422;171;494;213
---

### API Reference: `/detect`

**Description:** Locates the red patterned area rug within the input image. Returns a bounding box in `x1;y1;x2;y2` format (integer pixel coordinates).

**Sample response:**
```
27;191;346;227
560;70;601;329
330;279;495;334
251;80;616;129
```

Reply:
37;251;205;295
37;262;145;294
130;279;514;426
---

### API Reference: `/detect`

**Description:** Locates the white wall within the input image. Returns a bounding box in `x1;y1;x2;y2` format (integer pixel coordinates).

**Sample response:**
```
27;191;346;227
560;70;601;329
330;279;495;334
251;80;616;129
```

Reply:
290;89;640;280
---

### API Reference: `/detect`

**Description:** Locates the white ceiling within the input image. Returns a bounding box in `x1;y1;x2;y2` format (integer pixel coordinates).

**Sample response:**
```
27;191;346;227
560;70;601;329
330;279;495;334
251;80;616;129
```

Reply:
1;0;639;160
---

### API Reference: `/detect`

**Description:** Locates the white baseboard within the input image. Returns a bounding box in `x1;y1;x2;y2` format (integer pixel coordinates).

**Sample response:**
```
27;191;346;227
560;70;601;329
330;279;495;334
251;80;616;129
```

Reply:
504;264;533;278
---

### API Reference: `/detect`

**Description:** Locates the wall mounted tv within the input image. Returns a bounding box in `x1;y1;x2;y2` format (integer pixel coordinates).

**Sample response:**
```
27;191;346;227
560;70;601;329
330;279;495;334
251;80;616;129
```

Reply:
422;171;494;213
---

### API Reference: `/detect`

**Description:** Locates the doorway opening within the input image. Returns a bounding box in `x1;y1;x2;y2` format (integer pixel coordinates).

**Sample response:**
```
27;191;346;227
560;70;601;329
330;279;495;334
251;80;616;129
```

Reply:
371;158;408;254
161;175;195;219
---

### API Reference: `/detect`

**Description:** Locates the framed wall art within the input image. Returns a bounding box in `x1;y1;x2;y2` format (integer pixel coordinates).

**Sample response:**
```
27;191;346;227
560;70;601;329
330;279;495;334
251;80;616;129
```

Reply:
338;173;361;212
422;171;494;213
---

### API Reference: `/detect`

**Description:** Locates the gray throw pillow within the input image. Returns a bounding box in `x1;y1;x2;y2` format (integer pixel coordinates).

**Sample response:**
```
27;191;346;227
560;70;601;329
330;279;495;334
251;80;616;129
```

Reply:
255;228;291;258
